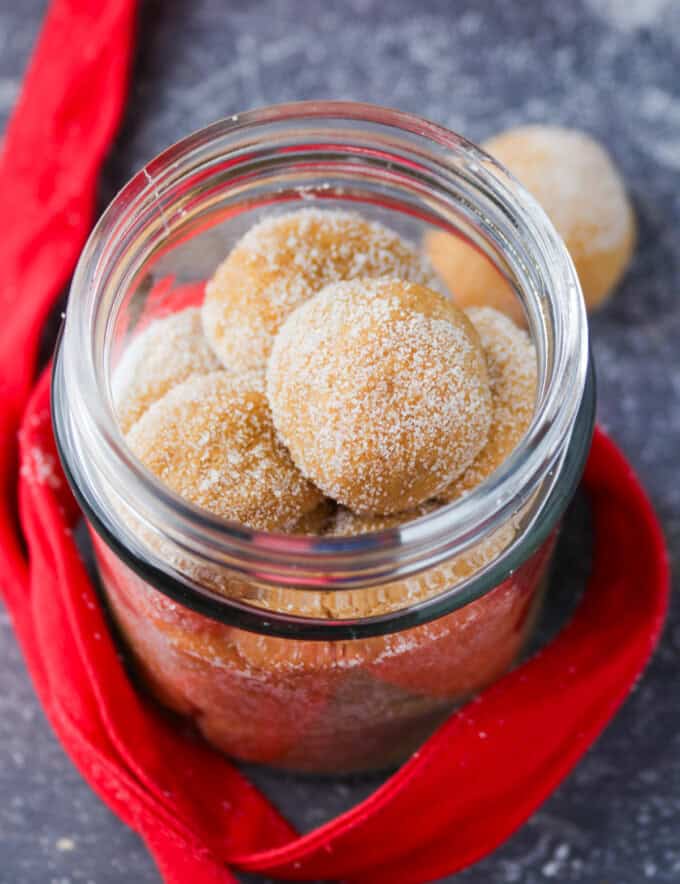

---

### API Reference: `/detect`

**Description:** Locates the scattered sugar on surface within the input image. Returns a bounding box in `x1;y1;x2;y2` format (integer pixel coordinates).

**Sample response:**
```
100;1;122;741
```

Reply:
20;447;62;489
17;409;63;490
638;86;680;172
585;0;674;32
267;278;492;514
542;842;571;878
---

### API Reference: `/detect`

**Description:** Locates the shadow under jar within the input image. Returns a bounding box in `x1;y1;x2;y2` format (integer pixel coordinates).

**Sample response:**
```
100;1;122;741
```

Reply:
52;102;593;775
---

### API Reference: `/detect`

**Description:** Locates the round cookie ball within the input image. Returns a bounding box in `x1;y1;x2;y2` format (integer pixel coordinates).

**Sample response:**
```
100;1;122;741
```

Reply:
126;371;322;531
202;208;437;373
426;126;635;316
267;278;492;515
438;306;537;503
486;126;635;310
113;308;221;433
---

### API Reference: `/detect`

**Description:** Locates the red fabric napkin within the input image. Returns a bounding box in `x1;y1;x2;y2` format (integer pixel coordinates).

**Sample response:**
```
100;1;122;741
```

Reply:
0;2;670;883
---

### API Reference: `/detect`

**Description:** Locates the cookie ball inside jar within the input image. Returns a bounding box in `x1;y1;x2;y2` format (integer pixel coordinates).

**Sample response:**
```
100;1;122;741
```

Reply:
94;536;334;766
126;370;322;532
202;208;438;373
229;512;546;773
266;278;493;514
323;504;535;696
113;307;221;433
437;306;538;502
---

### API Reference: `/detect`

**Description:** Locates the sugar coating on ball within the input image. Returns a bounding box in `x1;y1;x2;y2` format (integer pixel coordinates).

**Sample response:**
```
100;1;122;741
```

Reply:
113;308;221;433
202;208;438;373
426;125;635;316
126;371;322;531
485;125;635;310
437;306;537;502
267;278;492;515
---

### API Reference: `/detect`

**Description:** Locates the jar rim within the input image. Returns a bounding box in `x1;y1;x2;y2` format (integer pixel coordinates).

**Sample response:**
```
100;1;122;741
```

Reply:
54;100;590;602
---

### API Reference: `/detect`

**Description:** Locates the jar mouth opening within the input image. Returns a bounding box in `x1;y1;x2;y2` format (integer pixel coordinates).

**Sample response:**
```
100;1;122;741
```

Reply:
57;100;589;586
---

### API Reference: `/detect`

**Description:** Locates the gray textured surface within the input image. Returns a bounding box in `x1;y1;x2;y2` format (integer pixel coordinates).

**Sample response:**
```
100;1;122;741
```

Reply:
1;1;679;882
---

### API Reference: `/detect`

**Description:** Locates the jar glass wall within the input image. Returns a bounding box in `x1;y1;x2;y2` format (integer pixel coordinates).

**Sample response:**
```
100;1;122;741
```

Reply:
52;102;592;774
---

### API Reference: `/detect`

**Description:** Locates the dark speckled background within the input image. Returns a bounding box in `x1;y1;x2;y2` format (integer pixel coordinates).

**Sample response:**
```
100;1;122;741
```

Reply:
1;1;679;882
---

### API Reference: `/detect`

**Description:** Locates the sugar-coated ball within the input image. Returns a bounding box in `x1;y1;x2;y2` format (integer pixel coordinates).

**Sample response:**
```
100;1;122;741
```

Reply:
126;371;322;531
267;278;492;514
202;208;437;373
113;308;220;433
426;125;635;316
437;306;537;502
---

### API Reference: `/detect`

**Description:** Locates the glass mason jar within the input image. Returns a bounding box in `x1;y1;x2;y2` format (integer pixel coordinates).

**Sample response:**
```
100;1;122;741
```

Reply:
52;102;593;775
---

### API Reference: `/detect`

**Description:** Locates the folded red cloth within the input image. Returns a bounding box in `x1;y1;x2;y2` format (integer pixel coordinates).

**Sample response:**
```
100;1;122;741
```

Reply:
0;2;670;883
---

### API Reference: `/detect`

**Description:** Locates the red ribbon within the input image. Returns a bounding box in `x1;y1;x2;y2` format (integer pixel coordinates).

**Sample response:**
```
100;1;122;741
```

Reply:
0;3;670;883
